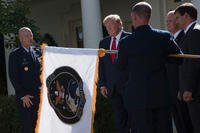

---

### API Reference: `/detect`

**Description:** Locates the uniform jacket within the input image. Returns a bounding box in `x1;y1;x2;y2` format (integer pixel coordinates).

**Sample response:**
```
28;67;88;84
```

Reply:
9;45;41;99
117;25;182;109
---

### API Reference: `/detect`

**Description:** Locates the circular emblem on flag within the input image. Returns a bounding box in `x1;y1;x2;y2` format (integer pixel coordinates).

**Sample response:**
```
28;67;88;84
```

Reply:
46;66;86;124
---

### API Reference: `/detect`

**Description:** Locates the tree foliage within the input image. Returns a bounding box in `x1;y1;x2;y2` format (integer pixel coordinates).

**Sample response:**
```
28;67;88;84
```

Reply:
0;0;40;48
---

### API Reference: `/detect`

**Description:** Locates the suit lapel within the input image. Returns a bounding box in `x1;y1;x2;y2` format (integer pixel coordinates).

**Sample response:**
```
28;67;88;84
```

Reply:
120;31;126;39
184;23;196;39
117;31;125;49
179;23;196;50
175;30;184;45
30;48;36;62
105;37;112;63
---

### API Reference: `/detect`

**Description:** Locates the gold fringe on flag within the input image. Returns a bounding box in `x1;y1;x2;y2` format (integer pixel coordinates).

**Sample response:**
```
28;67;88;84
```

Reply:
35;44;46;133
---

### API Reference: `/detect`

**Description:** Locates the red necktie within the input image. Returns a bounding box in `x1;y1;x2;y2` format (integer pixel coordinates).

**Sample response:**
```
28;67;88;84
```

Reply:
111;37;116;63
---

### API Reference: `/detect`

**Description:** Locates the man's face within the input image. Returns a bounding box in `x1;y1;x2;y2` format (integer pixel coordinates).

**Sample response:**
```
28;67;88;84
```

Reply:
104;20;121;37
175;12;186;30
166;14;178;33
19;30;33;48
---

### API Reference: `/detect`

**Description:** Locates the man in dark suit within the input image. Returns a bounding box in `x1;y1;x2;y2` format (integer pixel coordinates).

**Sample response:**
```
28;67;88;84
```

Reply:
117;2;182;133
9;27;41;133
98;14;131;133
165;10;193;133
175;3;200;133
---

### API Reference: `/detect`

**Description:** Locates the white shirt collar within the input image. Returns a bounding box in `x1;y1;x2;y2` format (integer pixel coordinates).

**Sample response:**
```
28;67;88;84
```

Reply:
173;30;182;39
110;30;123;49
115;30;123;42
184;21;196;34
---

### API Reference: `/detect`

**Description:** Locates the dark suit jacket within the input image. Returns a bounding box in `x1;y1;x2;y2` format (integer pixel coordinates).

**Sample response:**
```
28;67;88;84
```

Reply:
166;30;184;101
117;25;182;109
98;31;131;97
9;46;41;99
179;22;200;101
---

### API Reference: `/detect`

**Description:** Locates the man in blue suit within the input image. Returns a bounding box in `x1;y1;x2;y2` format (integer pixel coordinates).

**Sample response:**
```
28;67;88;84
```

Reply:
98;14;131;133
9;27;41;133
117;2;182;133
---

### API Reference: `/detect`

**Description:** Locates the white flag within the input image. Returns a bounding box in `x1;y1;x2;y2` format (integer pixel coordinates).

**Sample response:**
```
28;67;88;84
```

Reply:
36;46;98;133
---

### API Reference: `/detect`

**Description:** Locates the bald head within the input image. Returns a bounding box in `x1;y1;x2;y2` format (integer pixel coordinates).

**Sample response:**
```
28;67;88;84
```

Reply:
18;27;33;48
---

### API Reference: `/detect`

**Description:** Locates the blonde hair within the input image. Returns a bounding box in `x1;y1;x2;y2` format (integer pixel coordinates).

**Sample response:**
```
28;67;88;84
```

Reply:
103;14;122;26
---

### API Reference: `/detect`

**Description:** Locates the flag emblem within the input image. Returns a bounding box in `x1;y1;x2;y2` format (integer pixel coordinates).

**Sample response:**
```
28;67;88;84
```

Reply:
46;66;86;124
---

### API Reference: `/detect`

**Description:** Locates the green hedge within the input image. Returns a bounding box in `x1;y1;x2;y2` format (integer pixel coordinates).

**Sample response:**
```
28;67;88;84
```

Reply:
0;76;7;95
94;88;116;133
0;89;116;133
0;95;21;133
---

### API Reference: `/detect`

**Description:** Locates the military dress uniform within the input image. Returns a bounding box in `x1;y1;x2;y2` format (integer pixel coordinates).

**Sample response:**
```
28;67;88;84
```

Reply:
9;45;41;133
117;25;182;133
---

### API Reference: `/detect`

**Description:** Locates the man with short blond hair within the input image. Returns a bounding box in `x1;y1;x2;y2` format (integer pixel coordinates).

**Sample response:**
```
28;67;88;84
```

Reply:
117;2;182;133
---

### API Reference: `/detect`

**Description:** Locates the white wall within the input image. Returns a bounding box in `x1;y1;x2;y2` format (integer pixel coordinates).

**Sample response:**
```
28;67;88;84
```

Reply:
29;0;188;47
192;0;200;23
100;0;134;32
30;0;81;47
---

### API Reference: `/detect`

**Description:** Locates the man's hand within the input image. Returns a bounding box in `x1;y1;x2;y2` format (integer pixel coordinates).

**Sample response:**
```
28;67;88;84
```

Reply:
21;95;34;108
183;91;193;102
100;86;108;98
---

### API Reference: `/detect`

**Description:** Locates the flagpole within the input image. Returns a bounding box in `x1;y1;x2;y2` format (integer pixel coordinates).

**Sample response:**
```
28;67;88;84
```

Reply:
98;48;200;59
168;54;200;59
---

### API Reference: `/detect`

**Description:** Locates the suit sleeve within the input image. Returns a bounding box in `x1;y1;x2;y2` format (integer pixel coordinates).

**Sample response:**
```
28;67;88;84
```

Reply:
8;52;26;98
181;29;200;93
98;41;107;88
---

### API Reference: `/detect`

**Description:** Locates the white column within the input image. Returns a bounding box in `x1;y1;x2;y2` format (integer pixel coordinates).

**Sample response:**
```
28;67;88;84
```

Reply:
192;0;200;23
81;0;103;48
160;0;167;29
4;33;16;95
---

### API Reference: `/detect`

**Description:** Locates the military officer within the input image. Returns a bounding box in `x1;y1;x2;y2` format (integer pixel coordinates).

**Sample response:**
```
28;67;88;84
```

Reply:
9;27;41;133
